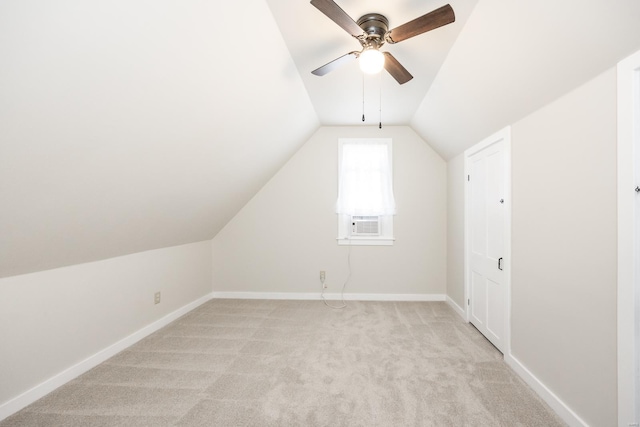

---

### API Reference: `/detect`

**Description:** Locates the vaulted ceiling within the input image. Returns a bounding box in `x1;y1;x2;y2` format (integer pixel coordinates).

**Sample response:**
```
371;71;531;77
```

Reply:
265;0;478;126
2;0;640;278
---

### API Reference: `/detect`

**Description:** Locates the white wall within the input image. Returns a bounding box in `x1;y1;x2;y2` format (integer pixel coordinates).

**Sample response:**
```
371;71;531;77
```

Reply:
510;69;617;426
212;126;446;296
446;153;465;309
0;240;212;411
446;69;618;425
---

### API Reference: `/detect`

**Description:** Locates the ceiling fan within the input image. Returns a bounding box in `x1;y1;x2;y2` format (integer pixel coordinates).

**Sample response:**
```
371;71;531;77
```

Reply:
310;0;455;84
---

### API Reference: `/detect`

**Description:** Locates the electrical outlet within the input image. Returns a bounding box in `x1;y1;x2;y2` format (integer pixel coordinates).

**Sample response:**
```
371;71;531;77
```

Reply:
154;292;161;305
319;271;326;282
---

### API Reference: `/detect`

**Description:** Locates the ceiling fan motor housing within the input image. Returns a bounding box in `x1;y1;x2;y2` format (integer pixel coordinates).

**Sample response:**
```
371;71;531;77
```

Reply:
357;13;389;48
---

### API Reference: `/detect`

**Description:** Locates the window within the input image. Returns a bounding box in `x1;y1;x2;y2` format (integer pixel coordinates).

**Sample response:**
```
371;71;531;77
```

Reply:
336;138;395;245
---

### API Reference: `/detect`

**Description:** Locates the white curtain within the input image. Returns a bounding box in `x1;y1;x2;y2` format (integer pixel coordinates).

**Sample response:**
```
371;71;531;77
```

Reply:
336;139;396;215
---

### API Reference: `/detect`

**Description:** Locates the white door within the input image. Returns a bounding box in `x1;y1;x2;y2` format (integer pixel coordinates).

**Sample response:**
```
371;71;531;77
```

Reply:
634;79;640;423
617;49;640;427
466;129;510;353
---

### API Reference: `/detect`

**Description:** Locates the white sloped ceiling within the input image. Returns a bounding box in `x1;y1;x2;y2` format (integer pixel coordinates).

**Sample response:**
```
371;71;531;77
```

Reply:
3;0;640;278
411;0;640;159
0;0;318;278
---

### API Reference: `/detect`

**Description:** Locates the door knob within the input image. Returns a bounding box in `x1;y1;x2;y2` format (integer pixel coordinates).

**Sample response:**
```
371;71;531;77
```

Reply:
498;257;503;271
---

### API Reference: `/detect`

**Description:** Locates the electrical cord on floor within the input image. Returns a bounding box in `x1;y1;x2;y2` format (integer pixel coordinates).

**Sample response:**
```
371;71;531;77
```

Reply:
321;241;351;309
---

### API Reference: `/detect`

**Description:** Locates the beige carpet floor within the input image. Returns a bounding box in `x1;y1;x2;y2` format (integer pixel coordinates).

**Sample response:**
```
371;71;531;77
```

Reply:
1;299;565;426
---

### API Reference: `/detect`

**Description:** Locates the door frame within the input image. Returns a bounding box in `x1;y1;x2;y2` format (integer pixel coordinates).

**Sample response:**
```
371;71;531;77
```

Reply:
464;126;512;356
617;49;640;427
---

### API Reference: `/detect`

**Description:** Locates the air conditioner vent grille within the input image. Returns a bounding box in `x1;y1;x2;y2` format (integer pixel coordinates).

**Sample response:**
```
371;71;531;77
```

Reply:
351;215;380;236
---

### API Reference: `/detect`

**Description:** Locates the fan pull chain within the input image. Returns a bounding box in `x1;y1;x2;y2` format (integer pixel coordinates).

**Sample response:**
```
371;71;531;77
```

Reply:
362;73;365;122
378;72;382;129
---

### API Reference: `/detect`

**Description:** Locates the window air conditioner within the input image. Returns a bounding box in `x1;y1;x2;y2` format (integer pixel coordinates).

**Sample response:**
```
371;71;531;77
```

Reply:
351;215;380;236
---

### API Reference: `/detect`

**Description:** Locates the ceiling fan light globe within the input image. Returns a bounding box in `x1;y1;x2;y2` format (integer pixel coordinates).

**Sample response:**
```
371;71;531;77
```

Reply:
359;48;385;74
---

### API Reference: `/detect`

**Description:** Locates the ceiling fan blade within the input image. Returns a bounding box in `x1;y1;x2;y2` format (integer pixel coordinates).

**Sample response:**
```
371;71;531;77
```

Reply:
312;51;358;76
386;4;455;44
310;0;362;37
383;52;413;84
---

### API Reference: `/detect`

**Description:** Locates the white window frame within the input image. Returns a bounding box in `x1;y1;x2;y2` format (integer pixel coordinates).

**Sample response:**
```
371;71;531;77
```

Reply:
336;138;395;246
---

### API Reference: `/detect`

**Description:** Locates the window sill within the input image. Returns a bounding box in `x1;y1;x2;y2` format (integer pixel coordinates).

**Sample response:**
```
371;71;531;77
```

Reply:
337;237;395;246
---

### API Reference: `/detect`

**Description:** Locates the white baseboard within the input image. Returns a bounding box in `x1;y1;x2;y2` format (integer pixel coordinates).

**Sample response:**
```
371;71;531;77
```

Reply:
0;292;214;422
505;353;588;427
211;291;446;302
446;295;467;320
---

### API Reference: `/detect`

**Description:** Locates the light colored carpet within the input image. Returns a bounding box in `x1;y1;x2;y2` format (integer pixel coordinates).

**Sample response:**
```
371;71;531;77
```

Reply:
1;299;566;426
